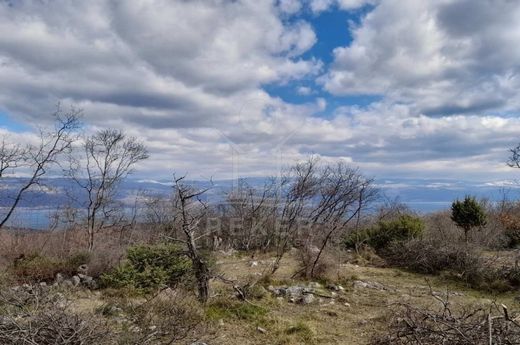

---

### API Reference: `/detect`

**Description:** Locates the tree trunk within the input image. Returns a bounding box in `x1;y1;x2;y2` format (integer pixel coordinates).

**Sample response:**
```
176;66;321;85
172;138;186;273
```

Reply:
193;257;210;303
186;229;210;303
88;228;95;252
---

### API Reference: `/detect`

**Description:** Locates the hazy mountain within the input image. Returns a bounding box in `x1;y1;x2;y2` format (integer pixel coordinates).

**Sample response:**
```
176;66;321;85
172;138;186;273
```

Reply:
1;177;518;212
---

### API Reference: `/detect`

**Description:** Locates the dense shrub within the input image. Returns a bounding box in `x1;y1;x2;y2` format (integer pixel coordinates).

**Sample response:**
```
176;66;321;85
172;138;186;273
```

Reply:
100;243;191;292
344;215;424;250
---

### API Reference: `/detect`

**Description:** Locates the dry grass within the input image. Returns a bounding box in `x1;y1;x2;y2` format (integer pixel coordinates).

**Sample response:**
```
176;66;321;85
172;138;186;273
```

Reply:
207;250;520;345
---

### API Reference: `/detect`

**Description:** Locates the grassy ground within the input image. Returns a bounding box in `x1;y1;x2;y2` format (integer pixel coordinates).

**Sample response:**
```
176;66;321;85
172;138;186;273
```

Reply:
204;251;520;345
19;249;519;344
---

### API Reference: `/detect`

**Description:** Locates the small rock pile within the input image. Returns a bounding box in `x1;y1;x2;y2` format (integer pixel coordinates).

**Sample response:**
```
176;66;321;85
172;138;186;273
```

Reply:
54;264;97;289
267;282;345;305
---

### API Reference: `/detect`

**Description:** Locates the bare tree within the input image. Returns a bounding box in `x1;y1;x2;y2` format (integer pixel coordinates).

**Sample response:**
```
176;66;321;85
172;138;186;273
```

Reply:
271;157;321;274
0;139;27;178
0;106;81;229
225;179;279;251
269;158;377;278
306;162;377;278
508;143;520;169
69;129;148;251
143;193;177;237
171;176;212;303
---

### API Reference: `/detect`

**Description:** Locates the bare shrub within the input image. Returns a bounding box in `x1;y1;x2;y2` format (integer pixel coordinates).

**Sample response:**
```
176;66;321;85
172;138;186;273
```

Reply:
373;293;520;344
0;285;109;344
0;306;109;345
383;239;481;275
294;246;339;282
383;239;520;292
131;292;206;344
424;208;507;249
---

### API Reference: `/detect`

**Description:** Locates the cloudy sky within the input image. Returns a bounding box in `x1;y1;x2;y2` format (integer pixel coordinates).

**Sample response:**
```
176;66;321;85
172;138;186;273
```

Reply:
1;0;520;182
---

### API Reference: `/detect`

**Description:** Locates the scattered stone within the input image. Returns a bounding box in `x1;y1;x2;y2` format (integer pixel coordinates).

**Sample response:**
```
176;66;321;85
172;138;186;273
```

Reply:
326;284;345;292
55;273;64;285
353;280;386;291
286;285;306;297
344;302;351;308
299;293;315;305
249;261;258;267
256;326;267;334
71;275;81;287
62;279;73;288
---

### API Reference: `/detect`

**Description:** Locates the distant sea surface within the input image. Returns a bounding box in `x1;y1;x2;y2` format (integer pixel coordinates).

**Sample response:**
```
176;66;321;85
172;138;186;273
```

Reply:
1;201;454;230
2;176;517;230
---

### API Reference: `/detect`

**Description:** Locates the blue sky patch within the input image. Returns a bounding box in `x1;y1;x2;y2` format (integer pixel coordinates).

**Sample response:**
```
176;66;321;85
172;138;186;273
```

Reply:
0;112;30;132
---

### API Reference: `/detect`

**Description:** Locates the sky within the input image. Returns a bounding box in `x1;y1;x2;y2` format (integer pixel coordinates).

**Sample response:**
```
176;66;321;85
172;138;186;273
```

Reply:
1;0;520;182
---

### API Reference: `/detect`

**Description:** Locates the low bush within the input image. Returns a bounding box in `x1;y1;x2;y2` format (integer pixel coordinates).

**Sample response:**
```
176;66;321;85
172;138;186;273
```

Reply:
383;239;478;275
100;243;191;292
345;215;424;250
383;239;520;292
11;254;59;283
11;252;91;283
206;297;267;321
285;321;315;343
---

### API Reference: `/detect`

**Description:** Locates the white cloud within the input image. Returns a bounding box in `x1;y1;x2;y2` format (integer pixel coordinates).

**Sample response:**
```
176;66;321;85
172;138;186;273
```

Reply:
0;0;519;183
278;0;303;14
310;0;377;13
0;0;324;178
297;86;313;95
321;0;520;116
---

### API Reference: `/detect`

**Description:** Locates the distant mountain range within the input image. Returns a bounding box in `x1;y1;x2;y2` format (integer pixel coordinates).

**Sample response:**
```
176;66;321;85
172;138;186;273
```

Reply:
1;176;519;215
